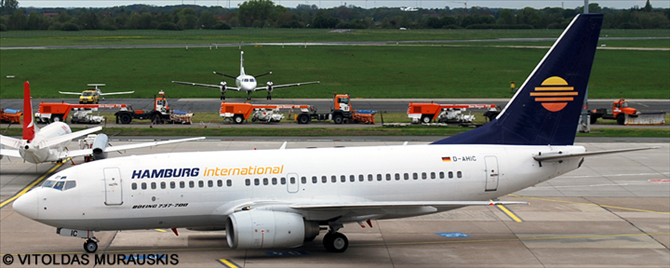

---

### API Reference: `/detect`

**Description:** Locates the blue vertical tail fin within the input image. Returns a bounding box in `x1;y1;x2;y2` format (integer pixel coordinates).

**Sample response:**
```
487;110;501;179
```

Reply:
433;14;603;146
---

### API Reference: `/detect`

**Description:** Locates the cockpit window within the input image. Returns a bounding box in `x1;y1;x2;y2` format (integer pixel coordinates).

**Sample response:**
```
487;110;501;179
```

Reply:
42;180;56;188
64;181;76;190
250;78;255;82
244;79;249;82
53;181;65;191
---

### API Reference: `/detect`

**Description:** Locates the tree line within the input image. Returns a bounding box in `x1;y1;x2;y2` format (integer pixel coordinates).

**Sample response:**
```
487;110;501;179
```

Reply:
1;0;668;31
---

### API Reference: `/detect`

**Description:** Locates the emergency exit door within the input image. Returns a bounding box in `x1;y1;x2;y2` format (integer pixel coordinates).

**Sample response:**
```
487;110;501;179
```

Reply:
103;168;123;205
484;156;499;191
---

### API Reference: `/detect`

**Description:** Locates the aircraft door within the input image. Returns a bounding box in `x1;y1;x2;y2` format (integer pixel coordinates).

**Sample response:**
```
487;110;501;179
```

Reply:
287;173;299;194
484;156;499;191
103;168;123;205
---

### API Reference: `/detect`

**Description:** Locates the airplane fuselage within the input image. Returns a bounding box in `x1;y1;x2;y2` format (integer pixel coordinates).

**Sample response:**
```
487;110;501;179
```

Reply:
19;122;72;164
235;74;257;92
16;144;584;231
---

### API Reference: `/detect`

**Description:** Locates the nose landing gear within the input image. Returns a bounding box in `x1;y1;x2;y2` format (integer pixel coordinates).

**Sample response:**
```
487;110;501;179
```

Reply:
84;238;99;253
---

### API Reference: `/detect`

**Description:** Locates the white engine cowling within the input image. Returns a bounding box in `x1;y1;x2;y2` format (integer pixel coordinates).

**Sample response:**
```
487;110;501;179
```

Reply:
226;210;318;249
91;134;109;160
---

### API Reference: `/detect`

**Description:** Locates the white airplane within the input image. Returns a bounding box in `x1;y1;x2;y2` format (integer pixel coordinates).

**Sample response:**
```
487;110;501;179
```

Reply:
59;84;134;104
13;14;651;254
0;82;203;164
172;51;320;100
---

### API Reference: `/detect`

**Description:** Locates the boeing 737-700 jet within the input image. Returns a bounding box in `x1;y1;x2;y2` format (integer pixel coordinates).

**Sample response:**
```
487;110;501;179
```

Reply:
0;82;204;164
172;51;320;100
13;14;652;254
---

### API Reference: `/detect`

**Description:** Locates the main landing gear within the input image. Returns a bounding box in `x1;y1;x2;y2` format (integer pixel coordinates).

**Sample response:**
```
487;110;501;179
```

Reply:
323;223;348;253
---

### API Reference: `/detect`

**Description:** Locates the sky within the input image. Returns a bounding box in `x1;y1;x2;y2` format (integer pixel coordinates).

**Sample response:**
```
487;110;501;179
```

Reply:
16;0;669;10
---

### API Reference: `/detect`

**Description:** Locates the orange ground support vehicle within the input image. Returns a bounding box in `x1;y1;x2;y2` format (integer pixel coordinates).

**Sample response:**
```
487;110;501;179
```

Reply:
589;98;640;125
36;102;128;124
114;91;193;124
407;103;498;124
220;102;313;124
296;93;376;124
0;108;22;124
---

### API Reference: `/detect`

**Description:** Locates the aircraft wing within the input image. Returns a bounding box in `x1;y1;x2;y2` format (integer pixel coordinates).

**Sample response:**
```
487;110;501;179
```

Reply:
253;81;320;92
102;137;205;152
172;81;241;91
290;200;528;210
99;91;135;96
36;126;102;149
534;147;658;162
63;137;206;159
59;91;83;95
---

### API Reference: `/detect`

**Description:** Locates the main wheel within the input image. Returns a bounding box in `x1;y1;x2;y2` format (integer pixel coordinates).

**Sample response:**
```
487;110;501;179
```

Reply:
119;113;132;124
421;115;432;124
589;115;598;124
233;115;244;124
323;232;348;253
333;114;344;124
84;239;98;253
152;114;163;124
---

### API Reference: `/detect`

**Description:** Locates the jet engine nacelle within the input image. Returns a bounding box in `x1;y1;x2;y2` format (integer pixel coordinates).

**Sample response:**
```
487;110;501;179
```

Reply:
91;134;109;160
225;210;319;249
266;81;274;93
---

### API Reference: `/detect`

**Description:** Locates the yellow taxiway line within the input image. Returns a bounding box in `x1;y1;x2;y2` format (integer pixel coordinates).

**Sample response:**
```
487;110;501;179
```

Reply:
0;161;67;209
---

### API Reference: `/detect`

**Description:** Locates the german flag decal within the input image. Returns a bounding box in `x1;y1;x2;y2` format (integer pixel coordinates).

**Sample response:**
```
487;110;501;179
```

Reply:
530;76;577;112
442;157;452;162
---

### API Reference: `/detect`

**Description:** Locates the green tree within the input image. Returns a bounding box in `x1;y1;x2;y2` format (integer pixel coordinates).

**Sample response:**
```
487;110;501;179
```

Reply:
8;8;26;30
1;0;19;16
238;0;276;27
197;10;217;29
177;8;197;29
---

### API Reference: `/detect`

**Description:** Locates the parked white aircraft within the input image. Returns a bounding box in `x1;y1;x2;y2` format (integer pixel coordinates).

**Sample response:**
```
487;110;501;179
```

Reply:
0;82;203;164
13;14;649;254
172;51;320;100
59;84;134;104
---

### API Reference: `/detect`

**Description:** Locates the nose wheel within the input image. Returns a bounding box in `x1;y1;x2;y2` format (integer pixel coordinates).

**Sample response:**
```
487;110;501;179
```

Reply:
84;238;98;253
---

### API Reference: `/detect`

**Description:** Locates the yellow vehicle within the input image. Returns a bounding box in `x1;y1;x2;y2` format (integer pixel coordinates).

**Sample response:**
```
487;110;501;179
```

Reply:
59;84;134;104
79;89;101;104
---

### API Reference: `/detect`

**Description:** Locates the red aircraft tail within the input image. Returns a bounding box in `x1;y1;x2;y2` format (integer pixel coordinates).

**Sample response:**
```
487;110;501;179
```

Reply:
22;81;36;142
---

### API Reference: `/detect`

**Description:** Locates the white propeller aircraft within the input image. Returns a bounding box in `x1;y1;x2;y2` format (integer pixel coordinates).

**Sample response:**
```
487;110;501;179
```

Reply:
0;82;203;164
13;14;652;254
172;51;320;100
59;84;134;104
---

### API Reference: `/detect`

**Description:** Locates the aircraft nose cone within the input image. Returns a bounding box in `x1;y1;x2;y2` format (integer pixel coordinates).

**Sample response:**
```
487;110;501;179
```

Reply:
13;189;39;220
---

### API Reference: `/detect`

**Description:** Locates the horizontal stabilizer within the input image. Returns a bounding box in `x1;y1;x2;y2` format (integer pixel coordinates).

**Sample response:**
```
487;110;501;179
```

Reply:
0;135;22;149
534;147;658;162
0;148;21;158
37;126;102;149
58;91;83;95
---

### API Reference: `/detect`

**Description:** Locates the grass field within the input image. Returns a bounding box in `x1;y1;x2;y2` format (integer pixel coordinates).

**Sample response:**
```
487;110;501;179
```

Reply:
1;44;668;99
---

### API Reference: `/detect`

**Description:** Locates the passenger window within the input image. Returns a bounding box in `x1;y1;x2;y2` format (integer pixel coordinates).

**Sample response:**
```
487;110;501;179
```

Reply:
64;181;76;190
189;181;195;188
132;183;137;190
386;174;391;181
457;171;463;178
312;176;317;184
290;177;296;184
395;173;400;180
281;177;286;185
301;176;307;184
331;176;336;183
198;181;204;188
263;178;269;185
448;171;454;179
350;175;355;182
171;181;176;189
422;172;427;180
208;180;213;187
341;175;346;183
431;172;436;179
439;172;445;179
245;179;250;186
151;182;157;189
272;177;278;185
254;179;260;186
413;173;418;180
368;174;373;181
217;180;223;187
161;182;166;189
321;176;327;183
227;179;232;187
141;182;147;190
404;173;409;180
359;174;364;182
179;181;185;188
